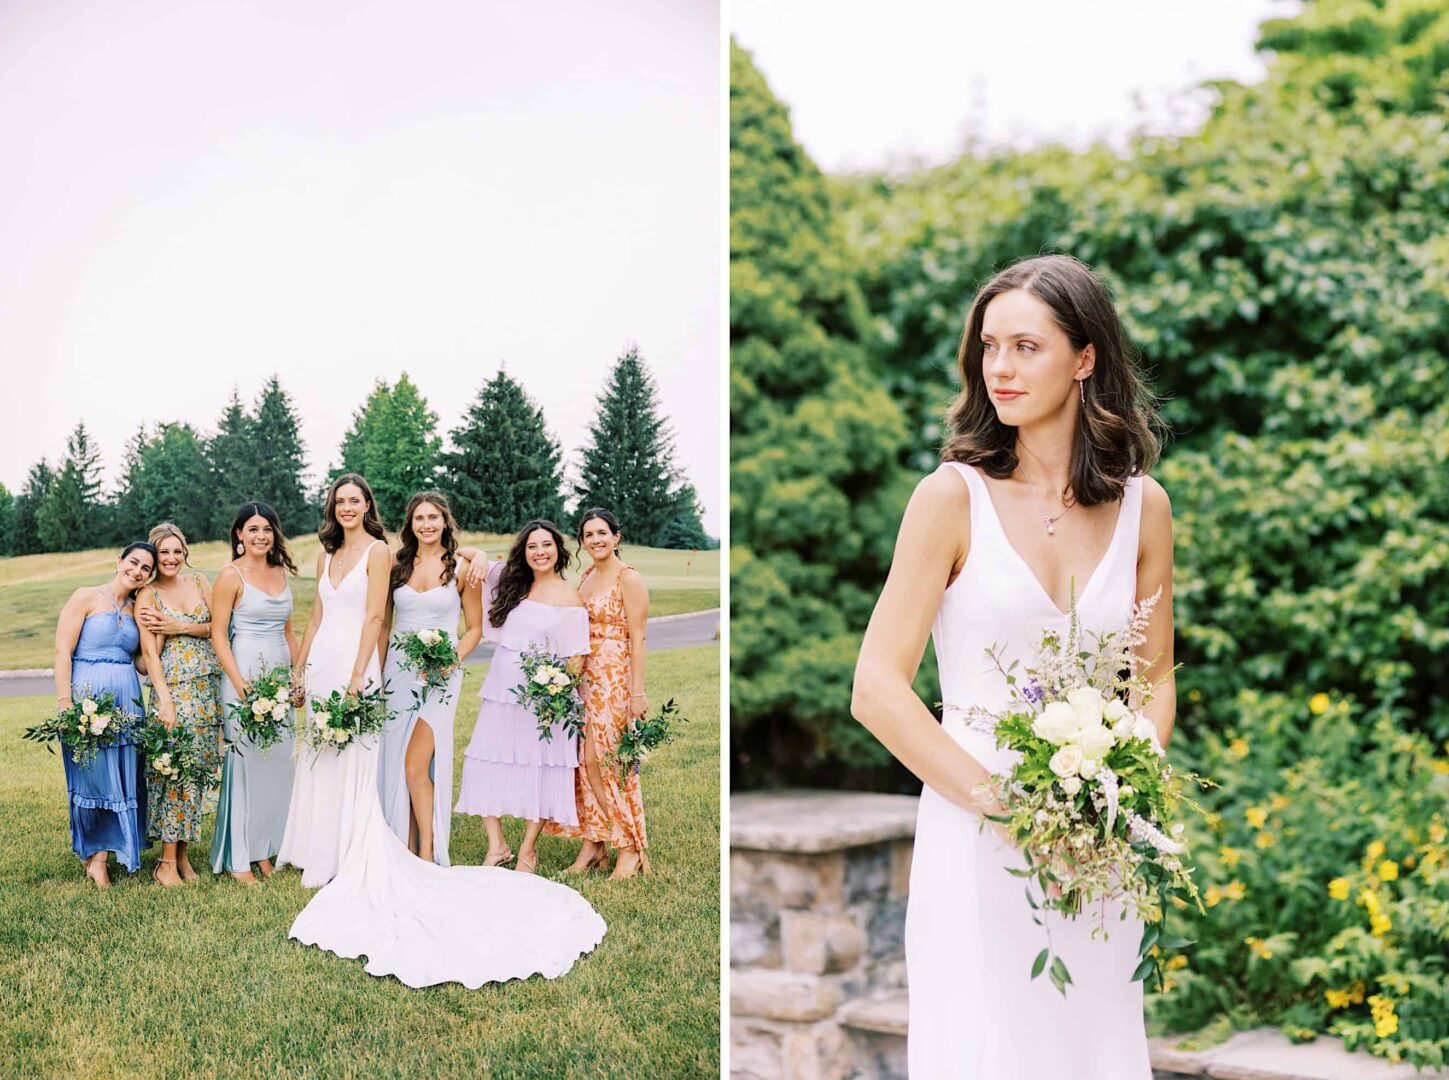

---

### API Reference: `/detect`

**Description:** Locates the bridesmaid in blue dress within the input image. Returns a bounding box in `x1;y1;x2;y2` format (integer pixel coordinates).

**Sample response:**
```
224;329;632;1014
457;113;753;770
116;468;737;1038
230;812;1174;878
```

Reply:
378;492;484;865
210;502;301;885
52;541;157;890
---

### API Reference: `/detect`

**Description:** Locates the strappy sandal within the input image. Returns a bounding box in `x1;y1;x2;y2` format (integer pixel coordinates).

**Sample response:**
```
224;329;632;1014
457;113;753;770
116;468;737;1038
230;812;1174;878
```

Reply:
153;857;182;888
515;850;539;875
482;847;516;868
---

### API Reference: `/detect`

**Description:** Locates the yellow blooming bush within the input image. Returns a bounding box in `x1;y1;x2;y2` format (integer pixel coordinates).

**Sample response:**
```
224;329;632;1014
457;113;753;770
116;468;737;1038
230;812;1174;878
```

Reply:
1148;692;1449;1069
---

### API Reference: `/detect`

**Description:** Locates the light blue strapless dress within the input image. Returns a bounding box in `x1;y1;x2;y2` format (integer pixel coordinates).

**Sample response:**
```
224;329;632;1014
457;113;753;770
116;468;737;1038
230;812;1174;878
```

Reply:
65;612;146;871
379;582;464;866
211;573;297;874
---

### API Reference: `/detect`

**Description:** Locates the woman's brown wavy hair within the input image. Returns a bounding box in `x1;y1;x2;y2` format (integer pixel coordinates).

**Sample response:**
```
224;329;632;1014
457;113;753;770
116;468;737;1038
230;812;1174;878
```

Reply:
488;519;572;628
318;473;387;554
941;254;1162;507
390;491;460;593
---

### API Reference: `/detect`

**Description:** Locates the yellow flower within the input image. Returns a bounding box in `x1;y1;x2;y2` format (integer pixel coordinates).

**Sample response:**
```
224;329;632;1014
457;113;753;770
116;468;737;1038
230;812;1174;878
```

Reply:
1325;988;1353;1009
1309;693;1331;715
1245;936;1273;960
1328;877;1351;901
1205;812;1224;831
1188;688;1203;703
1269;793;1290;813
1378;860;1399;882
1223;880;1246;901
1348;980;1366;1004
1368;995;1398;1038
1219;846;1242;869
1429;822;1447;844
1365;839;1386;862
1226;737;1249;760
1246;806;1269;829
1254;832;1277;850
1402;854;1416;870
1433;760;1449;776
1165;955;1188;971
1370;911;1392;937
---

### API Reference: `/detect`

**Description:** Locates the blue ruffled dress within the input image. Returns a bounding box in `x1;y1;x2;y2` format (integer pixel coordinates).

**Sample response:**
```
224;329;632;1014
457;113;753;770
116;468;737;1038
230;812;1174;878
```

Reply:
64;612;147;871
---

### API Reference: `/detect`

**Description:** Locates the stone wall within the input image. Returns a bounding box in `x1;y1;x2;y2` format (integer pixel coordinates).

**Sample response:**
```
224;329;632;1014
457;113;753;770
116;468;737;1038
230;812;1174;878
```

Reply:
730;789;919;1080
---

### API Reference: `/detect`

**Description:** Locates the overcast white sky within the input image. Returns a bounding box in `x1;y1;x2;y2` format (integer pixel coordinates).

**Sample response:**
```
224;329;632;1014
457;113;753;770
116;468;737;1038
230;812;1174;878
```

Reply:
732;0;1298;173
0;1;721;532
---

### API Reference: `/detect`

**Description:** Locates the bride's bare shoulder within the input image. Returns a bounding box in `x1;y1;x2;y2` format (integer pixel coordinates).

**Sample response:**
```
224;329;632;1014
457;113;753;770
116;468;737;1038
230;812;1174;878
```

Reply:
908;463;972;518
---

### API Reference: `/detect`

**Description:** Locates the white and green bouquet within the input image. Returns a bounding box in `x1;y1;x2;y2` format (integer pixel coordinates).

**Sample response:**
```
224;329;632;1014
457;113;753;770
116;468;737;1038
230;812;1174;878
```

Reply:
134;716;219;793
303;684;390;753
960;588;1206;995
226;662;294;752
512;646;584;743
392;627;459;707
610;698;686;774
22;690;135;767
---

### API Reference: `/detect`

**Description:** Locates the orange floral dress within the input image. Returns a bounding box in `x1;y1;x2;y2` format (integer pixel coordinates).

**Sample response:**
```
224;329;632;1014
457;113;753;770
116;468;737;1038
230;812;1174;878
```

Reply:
545;567;648;852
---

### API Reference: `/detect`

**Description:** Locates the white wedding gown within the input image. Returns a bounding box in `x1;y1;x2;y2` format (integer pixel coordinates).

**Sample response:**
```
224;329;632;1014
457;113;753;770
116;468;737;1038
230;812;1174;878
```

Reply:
908;463;1151;1078
279;540;606;988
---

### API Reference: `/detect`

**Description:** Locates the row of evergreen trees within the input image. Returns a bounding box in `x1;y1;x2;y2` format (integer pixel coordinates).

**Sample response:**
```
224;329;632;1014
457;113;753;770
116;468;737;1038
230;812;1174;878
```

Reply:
0;347;712;556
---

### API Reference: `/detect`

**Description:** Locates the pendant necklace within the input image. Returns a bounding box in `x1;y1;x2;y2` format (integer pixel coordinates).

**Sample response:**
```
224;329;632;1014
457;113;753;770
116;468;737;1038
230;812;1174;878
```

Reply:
1018;455;1075;536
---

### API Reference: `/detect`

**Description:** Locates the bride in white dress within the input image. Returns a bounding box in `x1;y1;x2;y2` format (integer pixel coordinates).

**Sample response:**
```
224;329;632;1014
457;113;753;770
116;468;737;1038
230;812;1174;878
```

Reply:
852;255;1176;1078
280;474;605;988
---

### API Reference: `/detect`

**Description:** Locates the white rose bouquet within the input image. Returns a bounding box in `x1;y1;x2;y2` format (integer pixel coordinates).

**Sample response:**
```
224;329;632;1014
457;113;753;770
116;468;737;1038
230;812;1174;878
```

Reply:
22;689;134;767
302;684;390;754
511;645;584;743
392;627;460;706
134;715;216;793
959;588;1207;995
226;661;295;752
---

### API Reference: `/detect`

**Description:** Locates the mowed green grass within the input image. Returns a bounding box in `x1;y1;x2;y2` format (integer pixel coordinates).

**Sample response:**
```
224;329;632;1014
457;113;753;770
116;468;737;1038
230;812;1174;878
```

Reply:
0;539;720;671
0;646;720;1079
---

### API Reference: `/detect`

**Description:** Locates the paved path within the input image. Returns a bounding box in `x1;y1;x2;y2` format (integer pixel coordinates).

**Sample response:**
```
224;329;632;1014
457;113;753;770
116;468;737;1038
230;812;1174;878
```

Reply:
0;609;720;700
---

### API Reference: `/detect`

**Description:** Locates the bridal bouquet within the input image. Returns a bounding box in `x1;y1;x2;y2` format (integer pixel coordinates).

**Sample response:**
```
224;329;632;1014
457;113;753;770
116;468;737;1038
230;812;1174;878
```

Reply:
392;627;459;706
226;662;295;752
610;698;686;774
303;685;390;752
22;690;134;767
961;588;1205;995
134;716;220;793
512;646;584;743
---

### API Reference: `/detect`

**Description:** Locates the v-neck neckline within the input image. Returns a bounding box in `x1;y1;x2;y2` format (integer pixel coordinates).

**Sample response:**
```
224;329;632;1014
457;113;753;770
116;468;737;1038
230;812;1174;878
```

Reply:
327;543;375;590
971;467;1126;618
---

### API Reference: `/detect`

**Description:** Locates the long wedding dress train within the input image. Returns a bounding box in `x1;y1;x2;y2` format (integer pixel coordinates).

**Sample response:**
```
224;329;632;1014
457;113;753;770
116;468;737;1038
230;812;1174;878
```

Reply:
282;540;605;987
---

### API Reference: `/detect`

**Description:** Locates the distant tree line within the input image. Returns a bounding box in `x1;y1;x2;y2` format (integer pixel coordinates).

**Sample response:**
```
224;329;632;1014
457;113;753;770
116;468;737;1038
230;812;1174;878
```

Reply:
0;347;713;555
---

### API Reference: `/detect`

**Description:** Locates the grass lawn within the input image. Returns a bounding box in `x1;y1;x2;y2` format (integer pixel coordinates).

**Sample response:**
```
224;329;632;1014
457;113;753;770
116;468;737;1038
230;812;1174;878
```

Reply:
0;539;720;671
0;646;720;1079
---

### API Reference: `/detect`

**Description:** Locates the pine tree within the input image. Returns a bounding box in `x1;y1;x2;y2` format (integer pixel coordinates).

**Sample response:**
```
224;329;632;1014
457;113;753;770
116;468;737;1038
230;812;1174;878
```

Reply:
0;483;13;556
573;345;701;546
334;373;441;527
250;376;311;535
111;425;150;541
37;422;107;552
9;459;54;555
441;371;566;532
207;388;260;539
111;423;213;542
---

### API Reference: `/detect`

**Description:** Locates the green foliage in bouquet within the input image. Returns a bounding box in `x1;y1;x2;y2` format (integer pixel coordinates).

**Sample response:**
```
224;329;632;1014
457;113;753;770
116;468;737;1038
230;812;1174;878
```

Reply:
22;690;135;767
225;662;294;752
511;647;584;743
610;698;687;774
1149;691;1449;1069
133;716;220;793
392;628;459;707
302;685;390;753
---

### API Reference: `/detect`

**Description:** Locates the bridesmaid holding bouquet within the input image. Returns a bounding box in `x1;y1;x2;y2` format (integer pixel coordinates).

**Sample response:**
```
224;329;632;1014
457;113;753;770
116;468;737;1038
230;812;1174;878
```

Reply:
52;541;157;889
210;502;301;884
456;519;589;874
547;508;652;880
134;523;223;886
378;492;484;865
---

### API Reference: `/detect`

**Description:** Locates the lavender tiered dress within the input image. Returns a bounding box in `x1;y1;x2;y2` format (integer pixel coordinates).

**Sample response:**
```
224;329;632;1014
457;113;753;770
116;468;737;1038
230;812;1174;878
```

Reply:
65;612;146;871
455;567;589;825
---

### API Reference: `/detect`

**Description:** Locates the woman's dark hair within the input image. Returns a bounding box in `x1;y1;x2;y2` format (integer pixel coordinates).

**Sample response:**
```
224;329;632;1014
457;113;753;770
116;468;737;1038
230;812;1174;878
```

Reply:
230;501;299;575
118;541;158;594
488;519;572;628
319;473;387;553
942;254;1162;507
576;507;623;557
391;491;460;593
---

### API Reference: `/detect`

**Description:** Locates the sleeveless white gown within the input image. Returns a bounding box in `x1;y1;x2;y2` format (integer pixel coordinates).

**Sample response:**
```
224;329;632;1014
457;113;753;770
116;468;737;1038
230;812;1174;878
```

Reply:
907;462;1151;1078
279;540;607;988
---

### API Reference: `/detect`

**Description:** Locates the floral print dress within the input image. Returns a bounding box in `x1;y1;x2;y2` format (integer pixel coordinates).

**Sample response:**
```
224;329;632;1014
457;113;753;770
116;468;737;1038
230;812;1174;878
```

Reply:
545;566;648;852
145;576;223;844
